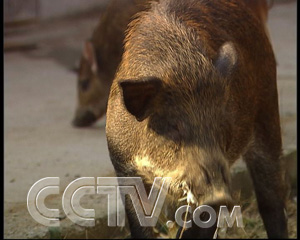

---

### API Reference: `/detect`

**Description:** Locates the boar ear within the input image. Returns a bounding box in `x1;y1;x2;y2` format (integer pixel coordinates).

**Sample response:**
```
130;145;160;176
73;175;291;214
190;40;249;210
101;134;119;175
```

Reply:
214;42;237;77
119;77;162;121
83;40;97;73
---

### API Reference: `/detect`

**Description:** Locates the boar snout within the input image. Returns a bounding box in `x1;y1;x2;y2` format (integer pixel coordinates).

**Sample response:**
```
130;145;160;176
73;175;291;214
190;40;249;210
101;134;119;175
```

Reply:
72;108;97;127
179;154;233;209
198;168;233;209
201;187;233;209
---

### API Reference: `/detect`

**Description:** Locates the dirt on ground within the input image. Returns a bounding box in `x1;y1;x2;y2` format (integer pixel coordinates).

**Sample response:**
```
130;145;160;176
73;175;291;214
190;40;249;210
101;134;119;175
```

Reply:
5;194;296;239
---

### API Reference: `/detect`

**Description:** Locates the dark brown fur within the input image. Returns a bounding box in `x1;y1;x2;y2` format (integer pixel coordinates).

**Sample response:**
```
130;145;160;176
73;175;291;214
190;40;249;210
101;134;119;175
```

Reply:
242;0;272;41
106;0;287;238
243;0;269;23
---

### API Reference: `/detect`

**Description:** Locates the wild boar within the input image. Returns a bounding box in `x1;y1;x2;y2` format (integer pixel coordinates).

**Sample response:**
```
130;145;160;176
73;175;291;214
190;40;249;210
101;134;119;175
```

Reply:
72;0;150;127
106;0;287;238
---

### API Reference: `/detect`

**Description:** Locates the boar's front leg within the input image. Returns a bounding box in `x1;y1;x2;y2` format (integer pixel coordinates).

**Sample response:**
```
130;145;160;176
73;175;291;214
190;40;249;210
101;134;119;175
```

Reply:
243;108;288;238
124;193;156;238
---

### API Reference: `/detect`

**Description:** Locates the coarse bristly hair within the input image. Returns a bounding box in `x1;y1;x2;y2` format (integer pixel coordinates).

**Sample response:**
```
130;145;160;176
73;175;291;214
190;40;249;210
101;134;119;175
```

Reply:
106;0;287;238
122;0;214;85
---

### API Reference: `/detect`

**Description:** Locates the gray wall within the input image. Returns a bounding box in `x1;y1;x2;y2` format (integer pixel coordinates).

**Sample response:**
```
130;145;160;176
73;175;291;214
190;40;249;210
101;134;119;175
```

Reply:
38;0;109;19
4;0;109;22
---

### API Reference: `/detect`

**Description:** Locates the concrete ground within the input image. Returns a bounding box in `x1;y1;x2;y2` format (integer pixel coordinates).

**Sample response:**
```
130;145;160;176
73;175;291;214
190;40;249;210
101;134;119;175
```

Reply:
4;1;296;239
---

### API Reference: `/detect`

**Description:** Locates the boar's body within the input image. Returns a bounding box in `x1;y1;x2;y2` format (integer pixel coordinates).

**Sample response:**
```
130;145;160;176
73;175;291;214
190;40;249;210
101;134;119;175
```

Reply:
106;0;287;238
243;0;269;24
242;0;272;41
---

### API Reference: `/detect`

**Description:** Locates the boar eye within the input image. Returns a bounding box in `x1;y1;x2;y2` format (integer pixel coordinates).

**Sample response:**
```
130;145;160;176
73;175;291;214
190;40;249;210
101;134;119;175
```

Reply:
78;79;90;91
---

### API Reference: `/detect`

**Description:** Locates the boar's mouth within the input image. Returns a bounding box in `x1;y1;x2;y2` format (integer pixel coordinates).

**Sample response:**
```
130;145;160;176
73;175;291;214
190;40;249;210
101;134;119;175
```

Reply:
174;181;233;238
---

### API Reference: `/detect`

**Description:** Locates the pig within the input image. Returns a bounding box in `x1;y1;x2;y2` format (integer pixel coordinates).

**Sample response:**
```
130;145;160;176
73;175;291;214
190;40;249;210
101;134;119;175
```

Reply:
106;0;288;238
72;0;150;127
